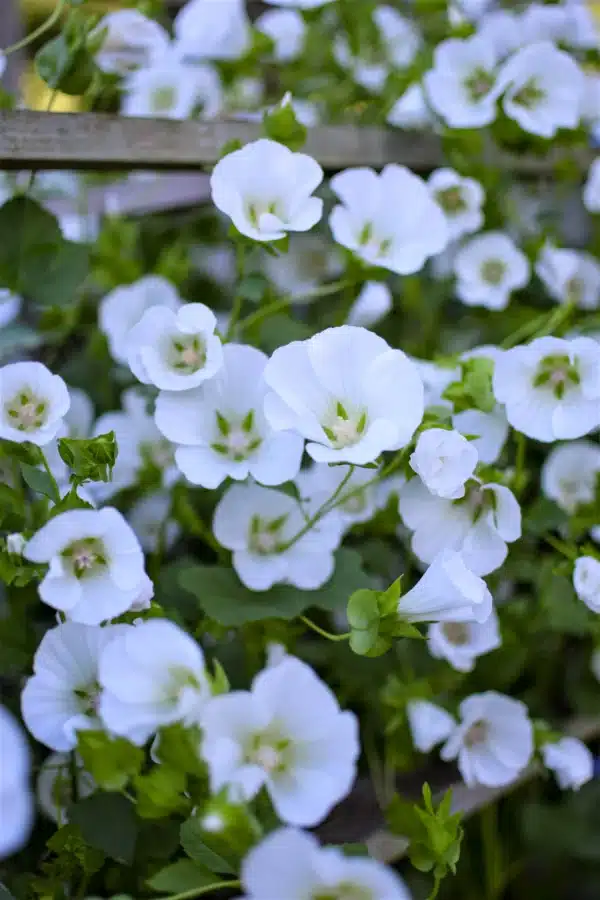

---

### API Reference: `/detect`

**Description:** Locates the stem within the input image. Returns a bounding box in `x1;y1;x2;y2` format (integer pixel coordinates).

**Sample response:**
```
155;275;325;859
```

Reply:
237;279;354;335
2;0;67;56
278;465;355;552
157;881;241;900
514;432;526;497
427;872;443;900
225;244;247;341
300;616;350;642
481;803;502;900
501;302;573;350
544;533;579;561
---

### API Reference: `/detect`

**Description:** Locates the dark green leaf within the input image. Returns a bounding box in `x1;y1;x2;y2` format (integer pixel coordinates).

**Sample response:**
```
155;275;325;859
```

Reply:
147;860;217;894
180;818;237;875
20;462;60;503
69;793;138;864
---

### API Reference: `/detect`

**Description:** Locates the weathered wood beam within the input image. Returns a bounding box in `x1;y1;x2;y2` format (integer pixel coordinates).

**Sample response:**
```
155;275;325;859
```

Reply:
0;110;592;175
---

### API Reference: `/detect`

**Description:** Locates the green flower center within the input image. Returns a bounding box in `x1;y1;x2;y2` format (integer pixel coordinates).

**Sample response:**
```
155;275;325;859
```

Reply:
464;67;494;102
533;353;580;399
322;401;368;449
63;538;106;579
436;186;467;215
5;390;48;432
168;335;206;375
246;731;291;774
481;258;506;286
211;409;262;462
512;78;545;109
358;222;393;259
151;85;177;114
248;512;289;556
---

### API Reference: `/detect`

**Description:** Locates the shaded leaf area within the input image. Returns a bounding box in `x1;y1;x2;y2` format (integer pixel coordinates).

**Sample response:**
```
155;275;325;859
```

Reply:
179;548;373;626
68;793;137;865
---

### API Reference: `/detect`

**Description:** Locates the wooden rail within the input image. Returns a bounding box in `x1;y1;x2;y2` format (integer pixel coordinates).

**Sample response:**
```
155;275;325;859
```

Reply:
0;110;593;174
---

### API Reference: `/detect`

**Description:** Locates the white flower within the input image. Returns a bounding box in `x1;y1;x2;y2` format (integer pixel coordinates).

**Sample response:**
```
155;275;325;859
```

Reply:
238;827;411;899
407;700;455;753
122;59;223;120
333;6;420;93
452;406;509;466
453;232;530;311
424;35;501;128
428;169;484;242
263;0;335;6
492;336;600;442
98;619;211;745
477;9;522;59
92;388;178;498
263;233;343;300
256;9;305;62
428;609;501;673
398;550;493;624
37;752;95;823
200;656;359;827
213;482;340;591
329;166;448;275
536;244;600;310
128;492;180;554
441;692;533;787
584;159;600;213
210;139;323;242
6;532;26;555
174;0;250;61
0;362;70;446
156;344;303;488
496;41;585;139
296;463;381;537
399;478;521;576
264;326;424;465
410;428;478;500
346;282;392;329
0;706;33;858
99;276;181;365
21;622;126;751
573;556;600;613
542;737;594;791
541;441;600;513
387;82;433;130
0;289;21;328
24;508;148;625
127;302;223;391
93;10;169;75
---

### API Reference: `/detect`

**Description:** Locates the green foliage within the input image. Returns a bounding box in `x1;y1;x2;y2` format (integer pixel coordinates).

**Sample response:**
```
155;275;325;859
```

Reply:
262;96;308;151
77;730;144;791
347;578;422;657
146;860;218;894
68;793;138;864
443;356;496;414
58;431;117;485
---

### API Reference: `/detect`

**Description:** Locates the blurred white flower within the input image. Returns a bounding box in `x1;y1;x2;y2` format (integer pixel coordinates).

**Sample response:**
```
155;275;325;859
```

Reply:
174;0;250;61
93;9;169;75
263;233;343;300
346;282;392;328
541;441;600;513
296;462;381;538
536;244;600;310
0;362;70;447
128;492;180;554
428;169;484;242
387;82;433;130
583;158;600;213
428;609;501;672
424;35;500;128
573;556;600;613
454;232;530;311
542;737;594;791
99;275;181;365
398;549;494;624
0;706;33;858
122;59;223;120
0;289;21;329
256;8;306;62
476;9;522;60
407;700;455;753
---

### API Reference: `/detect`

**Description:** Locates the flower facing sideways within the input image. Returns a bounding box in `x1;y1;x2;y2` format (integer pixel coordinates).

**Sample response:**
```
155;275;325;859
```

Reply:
98;619;211;745
542;737;594;791
397;549;494;624
535;244;600;311
93;9;169;75
155;343;303;488
200;656;359;827
237;828;411;900
24;508;148;626
441;691;533;787
213;482;340;591
407;700;456;754
410;427;479;500
573;556;600;614
127;302;223;391
263;326;424;465
0;362;70;446
541;441;600;513
0;706;33;858
210;139;323;242
99;276;181;365
21;622;127;752
329;166;448;275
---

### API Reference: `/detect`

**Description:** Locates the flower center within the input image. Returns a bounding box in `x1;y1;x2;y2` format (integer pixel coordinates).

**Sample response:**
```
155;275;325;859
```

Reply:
532;353;580;399
5;390;48;432
63;538;106;579
481;258;506;286
168;335;206;375
248;513;289;556
358;222;393;260
436;186;467;215
566;276;583;305
512;78;545;109
247;732;290;774
464;719;489;748
342;490;367;515
442;622;471;646
322;402;367;449
464;67;494;101
151;85;177;114
165;666;202;705
74;681;101;716
211;410;262;462
248;199;282;230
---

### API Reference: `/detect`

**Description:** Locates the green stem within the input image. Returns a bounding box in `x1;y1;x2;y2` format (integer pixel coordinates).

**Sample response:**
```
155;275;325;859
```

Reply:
225;244;247;341
481;803;502;900
2;0;67;56
157;881;241;900
544;533;579;561
300;616;350;642
278;464;355;552
237;279;354;335
514;432;527;497
501;302;574;350
427;872;443;900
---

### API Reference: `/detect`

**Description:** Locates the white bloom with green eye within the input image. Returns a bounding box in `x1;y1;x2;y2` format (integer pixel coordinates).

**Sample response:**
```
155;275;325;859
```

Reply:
424;35;501;128
99;275;181;365
536;244;600;310
0;362;70;446
453;232;530;311
122;57;223;120
428;168;484;241
93;9;169;75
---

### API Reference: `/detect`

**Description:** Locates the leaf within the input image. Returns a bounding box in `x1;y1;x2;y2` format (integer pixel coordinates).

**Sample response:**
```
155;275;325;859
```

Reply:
179;549;373;626
77;731;144;791
69;793;138;864
147;860;216;894
20;462;60;503
180;818;236;875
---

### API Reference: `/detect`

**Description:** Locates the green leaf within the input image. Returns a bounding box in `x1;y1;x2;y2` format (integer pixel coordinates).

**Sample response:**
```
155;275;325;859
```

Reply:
263;98;308;151
58;431;117;484
20;462;60;503
180;818;237;875
134;767;188;819
35;34;95;95
0;197;89;307
77;730;144;791
347;589;379;629
147;860;217;894
179;549;372;625
69;793;138;864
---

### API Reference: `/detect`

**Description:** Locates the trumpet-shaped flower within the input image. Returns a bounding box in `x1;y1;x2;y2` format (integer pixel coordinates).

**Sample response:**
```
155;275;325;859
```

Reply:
263;326;424;465
127;302;223;391
213;482;340;591
428;169;484;241
541;441;600;512
453;232;530;310
441;692;533;787
424;35;501;128
492;336;600;442
100;276;181;365
542;737;594;791
98;619;211;745
156;344;303;488
0;362;70;446
24;508;148;625
398;550;493;624
237;828;411;899
210;139;323;242
200;656;359;827
21;622;127;751
428;609;501;672
329;166;448;275
410;428;479;500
